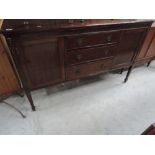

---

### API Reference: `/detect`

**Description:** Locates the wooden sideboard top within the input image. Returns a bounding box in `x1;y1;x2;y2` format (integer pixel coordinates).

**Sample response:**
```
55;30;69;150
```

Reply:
1;19;154;34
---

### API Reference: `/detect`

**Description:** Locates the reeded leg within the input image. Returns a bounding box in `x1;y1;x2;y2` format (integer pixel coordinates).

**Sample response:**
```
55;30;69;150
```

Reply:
25;90;36;111
147;61;151;67
124;66;133;83
120;68;124;74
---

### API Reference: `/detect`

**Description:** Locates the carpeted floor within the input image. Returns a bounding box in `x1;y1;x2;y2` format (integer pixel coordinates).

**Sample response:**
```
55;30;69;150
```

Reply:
0;62;155;135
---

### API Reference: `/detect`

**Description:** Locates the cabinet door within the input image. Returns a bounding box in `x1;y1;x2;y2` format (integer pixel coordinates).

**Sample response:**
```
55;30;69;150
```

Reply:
15;34;64;90
114;28;147;66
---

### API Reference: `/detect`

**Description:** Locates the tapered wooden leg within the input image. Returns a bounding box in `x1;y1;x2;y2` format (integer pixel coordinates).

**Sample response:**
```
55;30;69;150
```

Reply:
124;66;133;83
120;68;124;74
16;91;24;97
25;90;36;111
147;61;151;67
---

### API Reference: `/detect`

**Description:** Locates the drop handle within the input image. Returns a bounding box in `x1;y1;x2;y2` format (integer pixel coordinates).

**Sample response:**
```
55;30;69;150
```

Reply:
76;54;82;60
107;35;112;42
79;19;85;23
68;19;74;24
77;38;83;46
104;49;109;55
23;21;29;25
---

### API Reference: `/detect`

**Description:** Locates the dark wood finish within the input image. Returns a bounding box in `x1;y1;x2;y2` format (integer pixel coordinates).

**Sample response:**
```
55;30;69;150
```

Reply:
14;33;65;90
142;123;155;135
65;30;120;50
65;44;116;66
66;58;113;80
1;19;153;110
1;19;152;34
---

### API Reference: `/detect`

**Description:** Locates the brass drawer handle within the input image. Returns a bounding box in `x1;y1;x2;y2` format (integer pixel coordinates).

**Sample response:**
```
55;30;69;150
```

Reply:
79;19;85;23
76;54;82;60
77;38;83;46
68;19;74;24
105;49;109;55
36;25;42;28
107;35;112;42
23;21;29;25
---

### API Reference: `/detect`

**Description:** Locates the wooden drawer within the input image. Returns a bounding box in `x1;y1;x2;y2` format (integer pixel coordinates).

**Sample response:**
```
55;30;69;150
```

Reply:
65;44;116;66
66;58;113;80
65;31;121;50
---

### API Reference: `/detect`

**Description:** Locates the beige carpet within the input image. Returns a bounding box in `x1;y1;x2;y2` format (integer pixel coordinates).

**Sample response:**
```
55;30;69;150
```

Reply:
0;61;155;135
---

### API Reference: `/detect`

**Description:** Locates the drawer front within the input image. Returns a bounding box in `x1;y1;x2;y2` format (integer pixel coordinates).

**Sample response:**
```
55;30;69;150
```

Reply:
66;58;113;80
65;31;121;50
65;45;116;66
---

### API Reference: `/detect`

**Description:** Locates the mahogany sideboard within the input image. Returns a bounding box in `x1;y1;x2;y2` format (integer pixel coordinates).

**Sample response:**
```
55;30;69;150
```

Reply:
0;19;153;111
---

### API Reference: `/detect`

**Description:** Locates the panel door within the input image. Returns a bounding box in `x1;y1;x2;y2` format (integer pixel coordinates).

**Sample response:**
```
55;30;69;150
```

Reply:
14;33;64;90
114;28;147;66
